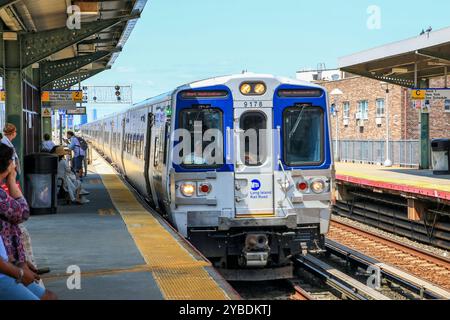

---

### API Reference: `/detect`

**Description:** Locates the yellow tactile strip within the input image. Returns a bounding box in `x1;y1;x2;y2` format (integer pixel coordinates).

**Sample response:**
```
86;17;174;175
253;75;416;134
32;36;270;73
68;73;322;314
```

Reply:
92;152;230;300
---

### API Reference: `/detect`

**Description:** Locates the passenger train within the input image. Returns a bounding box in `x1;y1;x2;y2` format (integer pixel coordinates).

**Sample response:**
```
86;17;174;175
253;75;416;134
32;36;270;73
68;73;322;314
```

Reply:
81;73;334;280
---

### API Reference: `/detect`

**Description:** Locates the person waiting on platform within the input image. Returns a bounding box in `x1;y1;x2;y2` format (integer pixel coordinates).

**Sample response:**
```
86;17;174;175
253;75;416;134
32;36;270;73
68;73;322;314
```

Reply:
41;133;55;153
0;144;57;300
54;146;89;205
64;131;86;179
1;123;21;177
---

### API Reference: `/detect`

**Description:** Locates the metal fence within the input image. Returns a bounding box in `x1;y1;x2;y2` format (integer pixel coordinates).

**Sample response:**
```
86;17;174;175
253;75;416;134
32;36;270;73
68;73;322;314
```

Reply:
337;140;420;167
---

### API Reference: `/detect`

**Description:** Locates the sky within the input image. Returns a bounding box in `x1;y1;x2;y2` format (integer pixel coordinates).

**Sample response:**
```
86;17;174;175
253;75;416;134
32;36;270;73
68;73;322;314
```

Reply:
82;0;450;121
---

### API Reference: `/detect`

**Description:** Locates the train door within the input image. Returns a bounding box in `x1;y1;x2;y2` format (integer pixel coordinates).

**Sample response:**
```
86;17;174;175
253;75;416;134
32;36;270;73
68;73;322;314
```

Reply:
234;107;274;217
109;119;114;162
144;112;157;205
120;115;127;176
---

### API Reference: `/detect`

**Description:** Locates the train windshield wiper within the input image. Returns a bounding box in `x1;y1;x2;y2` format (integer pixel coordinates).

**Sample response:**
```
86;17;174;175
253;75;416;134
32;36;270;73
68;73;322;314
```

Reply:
289;107;306;139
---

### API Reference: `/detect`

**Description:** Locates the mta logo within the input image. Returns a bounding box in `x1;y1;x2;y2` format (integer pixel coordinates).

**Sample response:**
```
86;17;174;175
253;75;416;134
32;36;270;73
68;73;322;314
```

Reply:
251;179;261;191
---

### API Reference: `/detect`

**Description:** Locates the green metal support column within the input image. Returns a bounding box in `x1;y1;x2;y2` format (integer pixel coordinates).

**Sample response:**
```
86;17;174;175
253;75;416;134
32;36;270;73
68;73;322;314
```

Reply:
420;113;430;169
3;36;24;181
42;113;52;140
419;80;430;169
36;66;51;139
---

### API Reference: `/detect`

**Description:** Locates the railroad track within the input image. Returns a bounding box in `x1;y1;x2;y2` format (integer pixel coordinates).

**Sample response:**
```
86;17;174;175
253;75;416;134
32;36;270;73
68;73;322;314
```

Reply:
289;282;315;300
294;254;391;300
327;218;450;294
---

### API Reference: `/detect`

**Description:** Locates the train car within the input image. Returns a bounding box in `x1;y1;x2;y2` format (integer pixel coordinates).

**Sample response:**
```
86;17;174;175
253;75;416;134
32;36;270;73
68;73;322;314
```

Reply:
81;73;334;280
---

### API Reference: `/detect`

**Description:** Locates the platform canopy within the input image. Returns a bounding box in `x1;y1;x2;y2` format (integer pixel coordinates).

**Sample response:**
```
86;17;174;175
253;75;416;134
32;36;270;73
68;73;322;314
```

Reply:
338;26;450;88
0;0;147;89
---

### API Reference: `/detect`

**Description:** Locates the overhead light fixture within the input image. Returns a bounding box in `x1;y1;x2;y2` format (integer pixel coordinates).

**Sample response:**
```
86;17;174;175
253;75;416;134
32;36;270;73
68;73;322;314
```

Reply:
392;67;408;74
427;61;450;66
74;1;99;15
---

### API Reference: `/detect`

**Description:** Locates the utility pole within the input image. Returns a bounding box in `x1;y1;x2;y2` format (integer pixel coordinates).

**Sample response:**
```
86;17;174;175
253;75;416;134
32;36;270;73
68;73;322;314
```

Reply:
380;82;393;167
330;88;343;162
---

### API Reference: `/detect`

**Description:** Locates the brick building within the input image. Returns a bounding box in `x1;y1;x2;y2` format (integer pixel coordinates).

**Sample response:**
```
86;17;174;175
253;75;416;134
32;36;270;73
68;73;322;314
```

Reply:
296;70;450;166
319;74;450;141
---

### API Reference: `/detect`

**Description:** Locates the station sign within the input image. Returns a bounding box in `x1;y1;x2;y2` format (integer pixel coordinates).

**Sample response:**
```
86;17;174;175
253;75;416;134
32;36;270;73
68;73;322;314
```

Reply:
41;90;83;103
410;89;450;101
41;107;52;118
49;103;80;109
66;107;87;115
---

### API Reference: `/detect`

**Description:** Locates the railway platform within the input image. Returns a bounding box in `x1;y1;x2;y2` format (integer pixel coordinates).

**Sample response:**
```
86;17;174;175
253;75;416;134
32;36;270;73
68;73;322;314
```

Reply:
24;150;238;300
335;163;450;202
335;163;450;220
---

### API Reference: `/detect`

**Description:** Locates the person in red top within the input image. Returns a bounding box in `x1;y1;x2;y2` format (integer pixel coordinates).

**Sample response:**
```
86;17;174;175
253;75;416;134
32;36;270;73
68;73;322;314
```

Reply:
0;150;29;264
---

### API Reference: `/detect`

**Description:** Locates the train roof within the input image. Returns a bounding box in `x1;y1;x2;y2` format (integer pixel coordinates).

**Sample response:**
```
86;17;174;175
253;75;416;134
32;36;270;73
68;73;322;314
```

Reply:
82;73;326;125
179;72;325;91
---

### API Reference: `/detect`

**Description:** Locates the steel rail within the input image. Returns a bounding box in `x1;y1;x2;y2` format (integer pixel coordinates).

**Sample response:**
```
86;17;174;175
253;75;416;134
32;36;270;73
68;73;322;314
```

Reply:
294;255;390;300
325;239;449;299
331;218;450;267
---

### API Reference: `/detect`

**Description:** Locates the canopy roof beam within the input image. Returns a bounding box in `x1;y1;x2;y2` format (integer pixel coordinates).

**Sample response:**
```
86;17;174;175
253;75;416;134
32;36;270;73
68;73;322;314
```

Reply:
46;67;110;90
20;16;137;68
416;49;450;63
40;49;120;87
0;0;20;11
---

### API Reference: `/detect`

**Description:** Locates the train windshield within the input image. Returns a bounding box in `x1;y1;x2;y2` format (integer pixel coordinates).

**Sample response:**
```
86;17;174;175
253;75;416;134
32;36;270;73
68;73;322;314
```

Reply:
283;106;324;166
179;108;223;167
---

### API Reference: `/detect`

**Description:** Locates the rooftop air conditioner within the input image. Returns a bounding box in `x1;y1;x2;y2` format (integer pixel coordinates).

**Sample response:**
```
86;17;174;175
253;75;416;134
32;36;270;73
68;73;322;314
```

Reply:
358;120;365;127
343;118;349;126
376;117;383;126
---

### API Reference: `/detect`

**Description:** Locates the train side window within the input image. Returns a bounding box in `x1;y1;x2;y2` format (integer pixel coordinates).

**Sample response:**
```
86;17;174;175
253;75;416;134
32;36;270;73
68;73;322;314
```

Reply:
132;133;137;157
141;134;145;159
239;111;267;166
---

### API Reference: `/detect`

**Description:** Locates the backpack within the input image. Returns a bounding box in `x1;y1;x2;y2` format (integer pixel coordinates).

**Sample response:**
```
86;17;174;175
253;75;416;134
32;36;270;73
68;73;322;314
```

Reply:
77;137;88;151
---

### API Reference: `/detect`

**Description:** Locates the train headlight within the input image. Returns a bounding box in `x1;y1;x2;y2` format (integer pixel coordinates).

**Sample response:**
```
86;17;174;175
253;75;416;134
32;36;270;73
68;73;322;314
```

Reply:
254;83;266;95
180;182;196;197
310;179;326;194
240;83;252;95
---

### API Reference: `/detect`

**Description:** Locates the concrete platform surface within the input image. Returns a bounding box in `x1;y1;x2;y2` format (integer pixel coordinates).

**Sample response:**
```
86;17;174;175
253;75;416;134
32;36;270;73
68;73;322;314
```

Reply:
25;151;238;300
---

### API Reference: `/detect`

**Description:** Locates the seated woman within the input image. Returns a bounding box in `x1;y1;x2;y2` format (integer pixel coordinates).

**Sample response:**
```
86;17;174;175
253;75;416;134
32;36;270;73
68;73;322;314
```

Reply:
54;146;89;205
0;144;56;300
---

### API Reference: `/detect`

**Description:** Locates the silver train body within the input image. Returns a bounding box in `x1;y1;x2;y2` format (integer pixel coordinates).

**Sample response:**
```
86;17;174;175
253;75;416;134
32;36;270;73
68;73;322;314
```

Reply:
81;73;334;279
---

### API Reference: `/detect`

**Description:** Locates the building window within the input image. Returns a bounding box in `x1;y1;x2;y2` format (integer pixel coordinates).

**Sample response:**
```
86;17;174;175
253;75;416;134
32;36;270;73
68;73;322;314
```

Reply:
445;100;450;112
357;100;369;120
376;99;385;117
343;102;350;119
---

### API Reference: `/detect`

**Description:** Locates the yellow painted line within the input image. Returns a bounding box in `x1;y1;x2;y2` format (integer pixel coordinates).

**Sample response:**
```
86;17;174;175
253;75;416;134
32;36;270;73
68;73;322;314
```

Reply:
337;169;450;193
43;264;151;282
98;208;117;216
236;213;276;218
91;151;230;300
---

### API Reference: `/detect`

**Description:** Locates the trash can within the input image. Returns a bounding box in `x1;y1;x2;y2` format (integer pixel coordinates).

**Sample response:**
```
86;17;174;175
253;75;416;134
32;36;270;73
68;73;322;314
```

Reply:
24;153;59;215
431;139;450;175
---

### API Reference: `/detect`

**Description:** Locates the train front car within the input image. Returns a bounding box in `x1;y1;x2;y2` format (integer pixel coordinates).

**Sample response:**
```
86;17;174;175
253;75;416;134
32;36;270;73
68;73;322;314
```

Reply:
169;74;333;280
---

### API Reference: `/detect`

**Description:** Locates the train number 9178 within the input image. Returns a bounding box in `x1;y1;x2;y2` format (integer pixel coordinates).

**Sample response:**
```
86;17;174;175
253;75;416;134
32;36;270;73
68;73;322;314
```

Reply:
243;101;263;108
